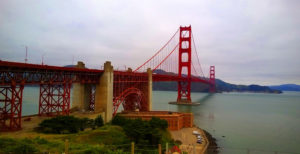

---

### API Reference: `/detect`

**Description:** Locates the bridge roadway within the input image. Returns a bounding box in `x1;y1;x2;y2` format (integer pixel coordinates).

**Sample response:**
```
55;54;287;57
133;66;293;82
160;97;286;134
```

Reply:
0;60;210;85
0;60;103;85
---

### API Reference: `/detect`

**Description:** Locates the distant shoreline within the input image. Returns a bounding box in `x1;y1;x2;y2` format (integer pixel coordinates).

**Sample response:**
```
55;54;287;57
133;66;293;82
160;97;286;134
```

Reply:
153;89;282;94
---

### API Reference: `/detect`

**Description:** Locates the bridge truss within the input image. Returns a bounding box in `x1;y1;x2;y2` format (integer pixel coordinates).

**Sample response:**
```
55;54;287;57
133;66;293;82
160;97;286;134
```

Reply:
0;61;102;130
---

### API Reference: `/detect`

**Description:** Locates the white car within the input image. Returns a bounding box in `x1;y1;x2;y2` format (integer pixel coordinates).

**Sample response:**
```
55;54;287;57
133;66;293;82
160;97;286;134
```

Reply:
197;135;202;139
193;131;200;135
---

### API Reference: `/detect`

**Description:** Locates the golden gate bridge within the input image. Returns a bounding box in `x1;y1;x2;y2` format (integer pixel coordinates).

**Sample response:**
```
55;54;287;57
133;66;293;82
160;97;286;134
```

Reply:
0;26;215;131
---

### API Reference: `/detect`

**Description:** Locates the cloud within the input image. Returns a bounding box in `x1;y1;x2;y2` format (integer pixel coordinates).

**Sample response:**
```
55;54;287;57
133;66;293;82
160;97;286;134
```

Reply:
0;0;299;85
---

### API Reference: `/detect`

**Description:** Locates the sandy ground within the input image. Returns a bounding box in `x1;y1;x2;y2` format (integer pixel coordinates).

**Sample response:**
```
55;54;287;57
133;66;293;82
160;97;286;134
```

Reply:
0;111;102;138
170;127;209;154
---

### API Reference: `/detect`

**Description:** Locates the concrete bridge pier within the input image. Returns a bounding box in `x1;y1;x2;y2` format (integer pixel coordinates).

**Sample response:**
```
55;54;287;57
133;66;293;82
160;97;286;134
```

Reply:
147;68;152;111
72;61;92;111
72;61;153;123
94;61;113;123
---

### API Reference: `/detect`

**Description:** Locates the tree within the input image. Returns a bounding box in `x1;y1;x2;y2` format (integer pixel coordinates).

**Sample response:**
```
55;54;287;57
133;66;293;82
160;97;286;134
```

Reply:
95;115;104;127
112;116;168;145
149;117;168;130
38;116;96;134
111;114;128;126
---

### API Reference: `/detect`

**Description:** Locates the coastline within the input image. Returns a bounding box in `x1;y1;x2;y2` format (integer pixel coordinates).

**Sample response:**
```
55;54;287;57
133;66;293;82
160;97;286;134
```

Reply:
170;126;218;154
202;129;219;154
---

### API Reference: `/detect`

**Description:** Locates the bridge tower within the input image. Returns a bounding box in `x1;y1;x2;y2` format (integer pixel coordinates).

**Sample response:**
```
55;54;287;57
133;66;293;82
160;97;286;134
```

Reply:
209;66;216;92
177;26;192;103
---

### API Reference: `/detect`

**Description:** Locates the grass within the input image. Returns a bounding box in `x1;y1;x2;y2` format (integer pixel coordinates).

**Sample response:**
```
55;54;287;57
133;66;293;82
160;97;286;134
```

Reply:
0;125;131;153
66;125;130;145
0;137;65;153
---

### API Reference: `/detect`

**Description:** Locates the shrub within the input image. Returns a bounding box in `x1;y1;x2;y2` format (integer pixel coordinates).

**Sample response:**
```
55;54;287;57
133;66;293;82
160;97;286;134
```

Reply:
111;114;128;126
111;116;169;145
79;118;90;131
69;143;130;154
95;115;104;127
0;138;37;154
10;142;37;154
149;117;168;130
87;118;96;130
33;136;48;144
38;115;95;134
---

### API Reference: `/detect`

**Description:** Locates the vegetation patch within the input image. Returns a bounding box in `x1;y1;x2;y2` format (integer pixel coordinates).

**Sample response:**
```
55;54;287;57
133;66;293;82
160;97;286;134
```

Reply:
68;125;130;145
1;115;174;153
0;137;64;154
37;115;103;134
112;115;173;148
0;136;131;154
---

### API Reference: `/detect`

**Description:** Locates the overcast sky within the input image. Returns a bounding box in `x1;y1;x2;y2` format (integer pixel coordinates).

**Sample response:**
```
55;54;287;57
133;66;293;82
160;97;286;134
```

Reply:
0;0;299;85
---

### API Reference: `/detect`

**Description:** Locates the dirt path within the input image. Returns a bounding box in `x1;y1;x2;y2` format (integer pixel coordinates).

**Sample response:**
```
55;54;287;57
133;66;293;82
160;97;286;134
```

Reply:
170;127;209;154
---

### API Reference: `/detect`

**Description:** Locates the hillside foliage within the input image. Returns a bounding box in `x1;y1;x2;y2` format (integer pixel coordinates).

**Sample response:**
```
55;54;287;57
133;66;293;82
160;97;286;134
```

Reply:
37;115;103;134
111;115;170;146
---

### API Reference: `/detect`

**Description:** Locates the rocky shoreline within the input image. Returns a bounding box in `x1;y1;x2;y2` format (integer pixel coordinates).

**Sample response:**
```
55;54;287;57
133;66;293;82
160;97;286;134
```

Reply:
203;129;219;154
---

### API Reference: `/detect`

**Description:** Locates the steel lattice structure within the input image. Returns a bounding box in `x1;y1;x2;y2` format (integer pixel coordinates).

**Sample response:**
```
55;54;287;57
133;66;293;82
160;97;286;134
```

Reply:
89;85;96;111
0;84;23;131
38;83;71;116
0;61;103;130
113;71;149;116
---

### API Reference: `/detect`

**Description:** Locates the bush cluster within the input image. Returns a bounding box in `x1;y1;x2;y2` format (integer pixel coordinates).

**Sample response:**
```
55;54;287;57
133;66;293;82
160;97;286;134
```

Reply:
111;115;168;145
38;115;104;134
0;137;130;154
0;137;44;154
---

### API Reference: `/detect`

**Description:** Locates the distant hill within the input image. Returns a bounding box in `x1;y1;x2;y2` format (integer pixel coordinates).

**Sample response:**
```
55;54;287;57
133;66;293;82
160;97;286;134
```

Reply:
269;84;300;91
64;65;76;68
215;79;281;93
153;69;282;94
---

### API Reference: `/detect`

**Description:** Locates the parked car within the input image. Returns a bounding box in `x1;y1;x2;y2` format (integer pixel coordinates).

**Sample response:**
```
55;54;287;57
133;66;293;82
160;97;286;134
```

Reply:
197;135;202;139
193;131;200;135
197;139;202;144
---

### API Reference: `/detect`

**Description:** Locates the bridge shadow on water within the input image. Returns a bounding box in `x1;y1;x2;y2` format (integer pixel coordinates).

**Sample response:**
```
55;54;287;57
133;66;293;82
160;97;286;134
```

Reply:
175;93;214;113
197;93;214;104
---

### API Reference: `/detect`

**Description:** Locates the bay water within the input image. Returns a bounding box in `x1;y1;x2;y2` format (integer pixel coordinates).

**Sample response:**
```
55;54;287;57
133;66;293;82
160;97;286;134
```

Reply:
153;91;300;154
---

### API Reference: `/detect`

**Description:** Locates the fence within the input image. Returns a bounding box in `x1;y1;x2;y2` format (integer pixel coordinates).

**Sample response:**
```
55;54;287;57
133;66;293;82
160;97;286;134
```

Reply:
63;140;182;154
63;140;299;154
206;146;300;154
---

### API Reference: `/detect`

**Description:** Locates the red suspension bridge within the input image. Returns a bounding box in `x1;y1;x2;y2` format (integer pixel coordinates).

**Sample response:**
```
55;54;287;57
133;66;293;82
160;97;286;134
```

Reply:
0;26;215;131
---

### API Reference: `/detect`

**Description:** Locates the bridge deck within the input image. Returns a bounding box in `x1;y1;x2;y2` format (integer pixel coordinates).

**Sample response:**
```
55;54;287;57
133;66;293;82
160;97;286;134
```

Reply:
0;60;211;85
0;60;103;85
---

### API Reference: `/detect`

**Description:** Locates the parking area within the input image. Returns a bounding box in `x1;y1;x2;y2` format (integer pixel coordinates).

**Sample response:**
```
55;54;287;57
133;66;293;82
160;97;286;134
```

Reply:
170;127;208;154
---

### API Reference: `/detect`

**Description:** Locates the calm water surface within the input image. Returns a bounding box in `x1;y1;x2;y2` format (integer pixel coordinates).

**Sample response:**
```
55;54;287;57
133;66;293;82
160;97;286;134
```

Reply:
153;91;300;153
21;87;300;153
